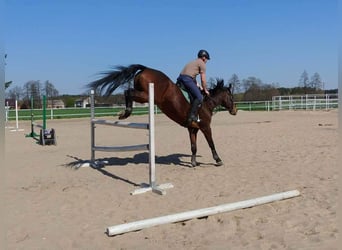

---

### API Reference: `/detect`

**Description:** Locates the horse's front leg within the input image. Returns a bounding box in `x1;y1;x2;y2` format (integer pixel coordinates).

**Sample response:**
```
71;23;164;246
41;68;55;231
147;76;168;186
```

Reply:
188;128;199;167
201;127;223;166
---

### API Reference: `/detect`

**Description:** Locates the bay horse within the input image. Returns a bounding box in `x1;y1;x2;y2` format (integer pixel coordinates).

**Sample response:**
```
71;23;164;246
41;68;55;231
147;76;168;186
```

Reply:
88;64;237;167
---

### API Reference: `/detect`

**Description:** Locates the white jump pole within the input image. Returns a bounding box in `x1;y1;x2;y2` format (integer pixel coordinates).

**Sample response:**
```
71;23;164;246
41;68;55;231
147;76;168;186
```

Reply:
5;101;14;129
92;120;149;129
5;101;9;122
149;83;156;187
10;100;24;132
107;190;300;236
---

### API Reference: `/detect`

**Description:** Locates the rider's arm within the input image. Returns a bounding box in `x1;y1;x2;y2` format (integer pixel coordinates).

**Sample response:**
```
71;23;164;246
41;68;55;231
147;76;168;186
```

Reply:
200;72;209;95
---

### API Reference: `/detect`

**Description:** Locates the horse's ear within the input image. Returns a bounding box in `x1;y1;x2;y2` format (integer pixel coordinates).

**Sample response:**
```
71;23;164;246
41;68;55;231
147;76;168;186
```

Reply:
216;78;224;88
228;83;234;94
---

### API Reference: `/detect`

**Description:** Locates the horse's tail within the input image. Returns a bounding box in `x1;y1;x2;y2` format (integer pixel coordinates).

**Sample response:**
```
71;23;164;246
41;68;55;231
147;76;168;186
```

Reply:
87;64;147;96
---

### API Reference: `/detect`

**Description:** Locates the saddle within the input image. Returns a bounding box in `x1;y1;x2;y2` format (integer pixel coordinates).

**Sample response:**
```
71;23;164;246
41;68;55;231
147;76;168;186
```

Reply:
176;80;194;103
176;80;201;129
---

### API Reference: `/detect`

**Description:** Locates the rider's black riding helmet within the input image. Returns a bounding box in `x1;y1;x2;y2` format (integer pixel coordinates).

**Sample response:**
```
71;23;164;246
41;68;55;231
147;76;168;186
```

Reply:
197;49;210;60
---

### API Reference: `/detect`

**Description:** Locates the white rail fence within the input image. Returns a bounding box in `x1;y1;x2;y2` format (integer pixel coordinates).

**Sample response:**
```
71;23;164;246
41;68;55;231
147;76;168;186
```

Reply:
271;94;338;111
235;93;338;111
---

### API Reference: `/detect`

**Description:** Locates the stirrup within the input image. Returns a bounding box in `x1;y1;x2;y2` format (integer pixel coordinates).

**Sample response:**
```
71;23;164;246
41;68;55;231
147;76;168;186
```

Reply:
187;120;200;129
187;116;200;126
191;115;200;123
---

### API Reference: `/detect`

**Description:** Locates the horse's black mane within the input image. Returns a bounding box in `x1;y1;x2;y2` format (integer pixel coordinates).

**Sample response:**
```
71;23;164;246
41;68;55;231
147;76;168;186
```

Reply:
209;78;228;95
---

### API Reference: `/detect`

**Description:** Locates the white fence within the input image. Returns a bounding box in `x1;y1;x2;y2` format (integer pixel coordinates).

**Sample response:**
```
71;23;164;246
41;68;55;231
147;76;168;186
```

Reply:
234;93;338;111
271;94;338;111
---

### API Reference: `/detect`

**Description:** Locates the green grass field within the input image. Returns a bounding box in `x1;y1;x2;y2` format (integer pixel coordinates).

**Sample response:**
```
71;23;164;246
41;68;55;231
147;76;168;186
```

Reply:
6;106;154;121
5;100;338;121
6;104;268;121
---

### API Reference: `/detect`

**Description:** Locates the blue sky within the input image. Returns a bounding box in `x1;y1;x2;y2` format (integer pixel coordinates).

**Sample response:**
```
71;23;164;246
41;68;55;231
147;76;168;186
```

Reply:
5;0;338;95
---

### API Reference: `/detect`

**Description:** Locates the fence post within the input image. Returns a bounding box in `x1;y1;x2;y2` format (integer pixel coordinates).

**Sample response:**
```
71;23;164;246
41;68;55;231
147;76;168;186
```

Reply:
149;83;155;187
43;95;47;130
90;89;95;162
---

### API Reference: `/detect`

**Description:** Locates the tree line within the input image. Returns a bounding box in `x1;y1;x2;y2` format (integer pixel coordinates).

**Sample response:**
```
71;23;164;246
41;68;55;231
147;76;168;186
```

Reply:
219;70;336;102
5;79;125;108
5;70;337;108
5;80;59;108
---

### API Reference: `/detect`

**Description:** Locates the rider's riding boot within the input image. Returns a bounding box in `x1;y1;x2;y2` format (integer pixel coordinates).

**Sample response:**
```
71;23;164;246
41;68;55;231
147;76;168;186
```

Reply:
187;99;201;125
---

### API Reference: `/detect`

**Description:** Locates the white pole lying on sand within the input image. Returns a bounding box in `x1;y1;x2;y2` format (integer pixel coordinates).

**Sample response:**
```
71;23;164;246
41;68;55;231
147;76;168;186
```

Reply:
107;190;300;236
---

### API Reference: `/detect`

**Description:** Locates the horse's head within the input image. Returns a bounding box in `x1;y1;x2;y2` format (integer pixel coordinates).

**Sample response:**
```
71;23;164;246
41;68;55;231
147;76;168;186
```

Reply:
209;79;237;115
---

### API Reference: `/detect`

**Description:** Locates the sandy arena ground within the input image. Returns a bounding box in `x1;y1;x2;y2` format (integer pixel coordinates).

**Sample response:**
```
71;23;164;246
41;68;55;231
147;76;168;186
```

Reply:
4;110;338;249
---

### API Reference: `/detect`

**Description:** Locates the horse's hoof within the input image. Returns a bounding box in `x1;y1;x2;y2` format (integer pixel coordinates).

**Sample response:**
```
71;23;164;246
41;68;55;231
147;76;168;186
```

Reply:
190;162;198;168
117;110;125;119
215;161;223;167
118;111;129;120
118;108;133;120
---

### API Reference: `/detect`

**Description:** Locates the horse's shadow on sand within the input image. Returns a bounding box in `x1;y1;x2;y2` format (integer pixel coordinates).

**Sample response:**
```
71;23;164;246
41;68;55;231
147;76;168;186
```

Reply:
66;152;193;168
64;153;215;186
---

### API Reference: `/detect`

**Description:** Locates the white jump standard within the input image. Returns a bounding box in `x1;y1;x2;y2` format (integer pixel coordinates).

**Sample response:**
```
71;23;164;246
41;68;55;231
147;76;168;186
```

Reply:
87;83;173;195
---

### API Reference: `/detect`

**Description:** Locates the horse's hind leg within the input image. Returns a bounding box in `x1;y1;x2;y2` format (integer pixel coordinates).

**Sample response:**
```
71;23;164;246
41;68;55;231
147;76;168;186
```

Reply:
188;128;199;167
118;89;134;119
118;88;149;119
